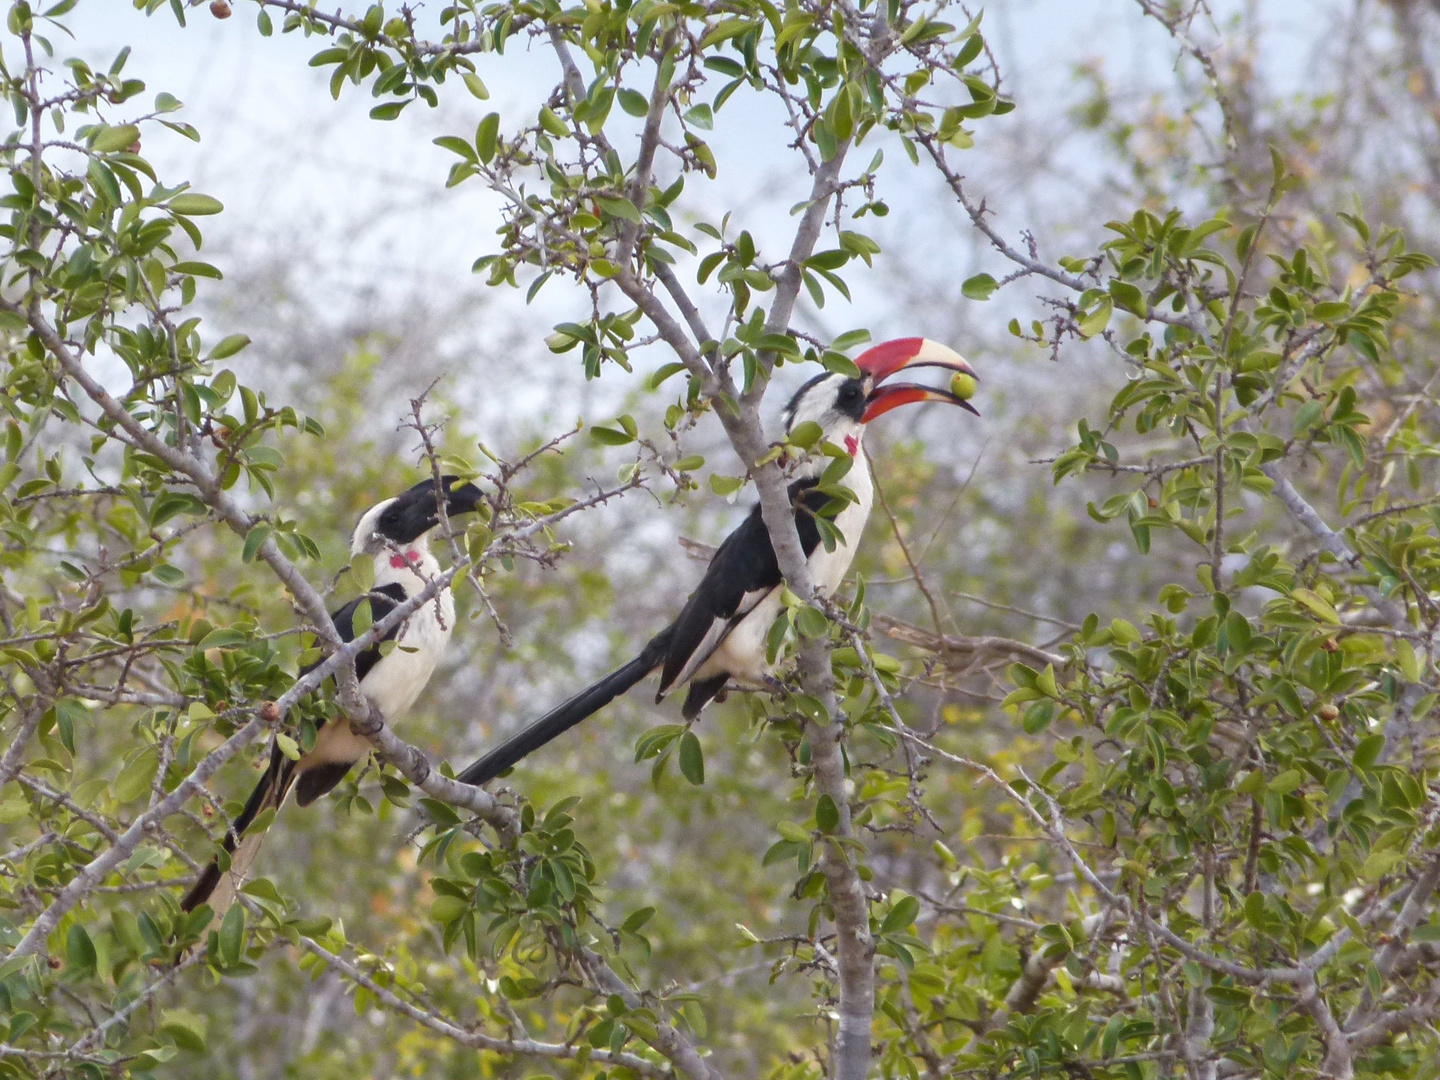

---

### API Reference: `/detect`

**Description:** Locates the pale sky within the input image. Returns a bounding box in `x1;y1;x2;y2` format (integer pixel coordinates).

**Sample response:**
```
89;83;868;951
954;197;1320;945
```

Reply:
39;1;1325;435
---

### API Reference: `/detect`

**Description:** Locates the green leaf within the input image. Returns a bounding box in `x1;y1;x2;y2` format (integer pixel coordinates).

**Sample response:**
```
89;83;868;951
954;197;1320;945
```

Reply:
678;731;704;785
91;123;139;153
466;522;493;562
66;923;97;974
621;906;656;932
461;73;489;100
475;112;500;163
159;1009;207;1053
618;88;649;116
169;193;224;216
242;524;272;563
1022;700;1055;734
831;329;871;352
762;839;803;866
539;106;569;136
815;793;839;832
777;820;811;844
597;195;642;224
1108;279;1146;314
434;134;478;162
880;895;920;934
1244;890;1268;929
197;628;247;650
369;100;409;122
209;333;251;360
351;598;373;637
151;563;186;585
217;904;244;966
113;748;157;803
1353;733;1385;771
1078;298;1112;338
788;420;824;450
795;605;828;639
431;894;467;923
961;273;997;301
151;490;206;526
172;260;223;279
1395;639;1423;682
1267;769;1305;795
1291;588;1340;624
955;32;985;67
590;426;634;446
650;362;687;388
1361;848;1405;880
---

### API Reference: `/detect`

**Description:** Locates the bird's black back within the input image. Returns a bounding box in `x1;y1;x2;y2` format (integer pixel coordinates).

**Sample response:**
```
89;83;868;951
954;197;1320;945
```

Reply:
300;582;409;681
291;581;411;804
454;478;832;786
657;479;827;694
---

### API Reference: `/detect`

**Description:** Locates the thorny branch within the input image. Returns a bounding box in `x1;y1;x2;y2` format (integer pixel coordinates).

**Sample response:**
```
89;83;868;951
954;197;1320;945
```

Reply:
541;15;879;1078
299;938;674;1080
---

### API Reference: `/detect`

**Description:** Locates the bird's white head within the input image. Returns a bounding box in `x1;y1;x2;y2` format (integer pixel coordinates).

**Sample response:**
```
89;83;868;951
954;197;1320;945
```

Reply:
781;338;979;458
350;475;484;559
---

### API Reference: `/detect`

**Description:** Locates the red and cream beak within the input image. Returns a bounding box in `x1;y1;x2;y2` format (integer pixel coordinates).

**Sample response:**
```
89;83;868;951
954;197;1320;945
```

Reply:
855;337;979;422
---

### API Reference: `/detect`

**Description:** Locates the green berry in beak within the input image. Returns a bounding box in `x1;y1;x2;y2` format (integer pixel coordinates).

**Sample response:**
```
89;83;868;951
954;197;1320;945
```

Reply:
949;371;978;401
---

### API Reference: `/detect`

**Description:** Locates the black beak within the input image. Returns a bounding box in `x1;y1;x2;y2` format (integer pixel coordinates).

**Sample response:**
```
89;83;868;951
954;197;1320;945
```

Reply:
444;480;483;518
376;476;486;546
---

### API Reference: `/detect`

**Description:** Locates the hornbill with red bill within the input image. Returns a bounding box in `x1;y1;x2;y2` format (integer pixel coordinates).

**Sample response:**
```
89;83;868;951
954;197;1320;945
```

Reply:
456;338;977;787
182;475;483;914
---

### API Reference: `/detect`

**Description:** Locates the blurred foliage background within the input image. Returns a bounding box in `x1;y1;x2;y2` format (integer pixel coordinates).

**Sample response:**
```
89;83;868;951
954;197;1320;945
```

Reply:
4;1;1440;1078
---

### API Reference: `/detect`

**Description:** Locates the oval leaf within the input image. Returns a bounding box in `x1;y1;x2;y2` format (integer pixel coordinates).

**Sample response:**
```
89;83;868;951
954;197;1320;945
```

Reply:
169;193;224;216
678;730;704;785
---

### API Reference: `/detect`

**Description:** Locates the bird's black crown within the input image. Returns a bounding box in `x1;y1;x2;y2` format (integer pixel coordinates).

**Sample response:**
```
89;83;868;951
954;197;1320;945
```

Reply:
373;475;483;545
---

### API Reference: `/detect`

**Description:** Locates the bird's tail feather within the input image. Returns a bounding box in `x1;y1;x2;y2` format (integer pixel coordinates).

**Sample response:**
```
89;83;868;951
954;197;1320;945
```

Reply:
457;648;662;786
181;743;297;914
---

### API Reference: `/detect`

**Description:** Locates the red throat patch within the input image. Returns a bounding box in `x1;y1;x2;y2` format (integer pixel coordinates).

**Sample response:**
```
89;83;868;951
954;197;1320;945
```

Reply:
389;551;416;570
844;435;859;456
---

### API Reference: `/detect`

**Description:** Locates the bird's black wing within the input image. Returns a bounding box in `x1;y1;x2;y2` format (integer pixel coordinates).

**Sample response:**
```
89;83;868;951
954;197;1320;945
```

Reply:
300;582;409;681
291;581;413;804
454;480;830;788
657;479;827;694
182;583;413;912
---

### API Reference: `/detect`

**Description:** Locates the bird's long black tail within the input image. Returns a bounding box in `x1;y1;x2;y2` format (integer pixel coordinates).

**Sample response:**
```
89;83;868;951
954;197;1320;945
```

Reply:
457;635;668;786
181;742;297;913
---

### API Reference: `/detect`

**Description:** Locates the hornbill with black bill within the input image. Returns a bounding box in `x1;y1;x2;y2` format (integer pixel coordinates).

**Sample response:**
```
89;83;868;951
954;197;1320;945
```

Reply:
182;475;483;914
456;337;977;787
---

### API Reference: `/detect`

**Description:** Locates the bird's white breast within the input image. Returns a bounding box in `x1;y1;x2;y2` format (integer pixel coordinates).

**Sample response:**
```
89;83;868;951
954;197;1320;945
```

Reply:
303;551;454;769
809;457;873;595
364;551;454;721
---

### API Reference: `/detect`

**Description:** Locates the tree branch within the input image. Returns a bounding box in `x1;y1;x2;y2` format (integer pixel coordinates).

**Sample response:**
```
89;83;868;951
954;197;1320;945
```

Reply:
1298;974;1354;1080
300;937;670;1078
5;713;267;962
580;947;729;1080
358;706;519;842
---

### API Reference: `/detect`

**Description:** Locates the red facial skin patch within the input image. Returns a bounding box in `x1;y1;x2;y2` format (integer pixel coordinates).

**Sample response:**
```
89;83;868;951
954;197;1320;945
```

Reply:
844;435;859;456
